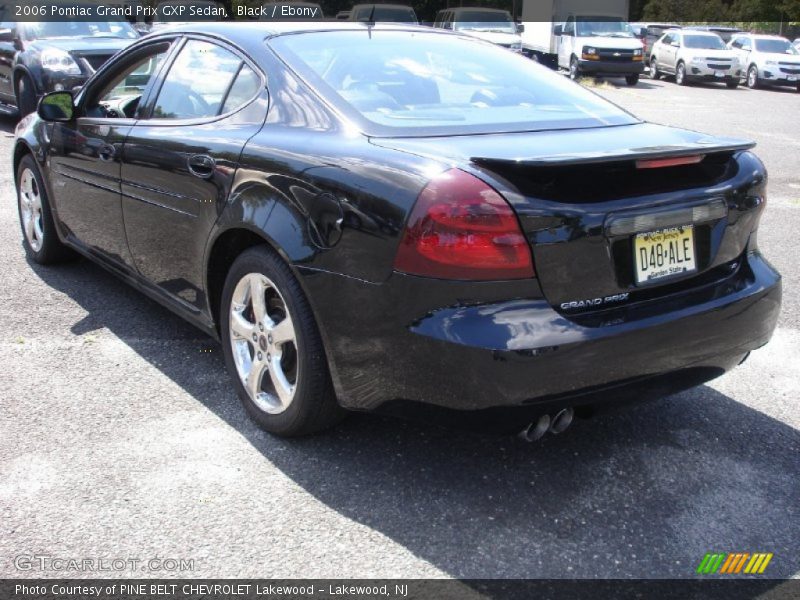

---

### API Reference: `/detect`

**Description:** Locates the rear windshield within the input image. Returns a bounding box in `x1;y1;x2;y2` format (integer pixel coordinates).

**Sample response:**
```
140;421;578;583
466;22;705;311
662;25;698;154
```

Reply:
270;30;637;137
754;39;799;54
684;35;726;49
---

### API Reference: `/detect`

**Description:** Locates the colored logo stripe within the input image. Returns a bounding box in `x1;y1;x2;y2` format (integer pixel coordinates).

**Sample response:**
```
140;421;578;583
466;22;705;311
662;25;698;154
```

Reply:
697;553;773;575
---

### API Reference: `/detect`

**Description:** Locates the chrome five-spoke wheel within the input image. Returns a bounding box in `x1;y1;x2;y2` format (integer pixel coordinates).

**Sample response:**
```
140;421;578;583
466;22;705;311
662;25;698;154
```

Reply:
229;273;299;415
19;168;44;252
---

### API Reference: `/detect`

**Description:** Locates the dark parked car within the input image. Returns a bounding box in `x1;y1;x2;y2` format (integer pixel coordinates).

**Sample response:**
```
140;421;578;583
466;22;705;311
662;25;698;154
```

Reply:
0;20;138;117
630;22;680;59
14;23;781;438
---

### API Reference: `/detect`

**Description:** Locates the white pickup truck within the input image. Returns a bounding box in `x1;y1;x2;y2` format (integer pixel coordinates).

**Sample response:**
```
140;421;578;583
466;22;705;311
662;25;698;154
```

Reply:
520;0;644;85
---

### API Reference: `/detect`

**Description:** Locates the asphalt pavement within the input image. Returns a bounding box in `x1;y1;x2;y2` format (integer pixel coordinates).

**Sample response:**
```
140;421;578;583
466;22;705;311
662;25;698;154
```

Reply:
0;77;798;581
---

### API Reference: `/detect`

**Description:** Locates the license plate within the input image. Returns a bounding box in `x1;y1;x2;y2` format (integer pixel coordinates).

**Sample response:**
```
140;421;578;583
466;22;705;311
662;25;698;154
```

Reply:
633;226;696;284
714;71;725;77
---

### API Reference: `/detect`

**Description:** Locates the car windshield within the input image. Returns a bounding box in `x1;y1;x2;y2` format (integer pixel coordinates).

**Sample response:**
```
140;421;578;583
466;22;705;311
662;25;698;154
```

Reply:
754;39;799;54
684;35;726;49
23;21;138;40
576;17;634;38
270;30;637;137
454;12;515;33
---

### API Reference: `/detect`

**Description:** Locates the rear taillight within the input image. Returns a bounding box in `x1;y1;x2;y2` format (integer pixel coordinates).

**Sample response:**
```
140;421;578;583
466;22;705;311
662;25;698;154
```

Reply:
636;155;705;169
393;169;534;280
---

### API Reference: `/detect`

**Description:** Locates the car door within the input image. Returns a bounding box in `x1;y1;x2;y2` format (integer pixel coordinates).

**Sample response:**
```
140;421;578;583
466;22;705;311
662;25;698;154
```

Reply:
45;40;174;270
558;16;575;68
120;37;267;312
0;21;18;105
731;36;752;70
661;33;678;72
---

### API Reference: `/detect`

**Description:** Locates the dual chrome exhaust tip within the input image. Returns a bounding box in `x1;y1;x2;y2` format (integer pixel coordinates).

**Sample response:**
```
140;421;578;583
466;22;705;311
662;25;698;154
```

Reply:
518;407;575;442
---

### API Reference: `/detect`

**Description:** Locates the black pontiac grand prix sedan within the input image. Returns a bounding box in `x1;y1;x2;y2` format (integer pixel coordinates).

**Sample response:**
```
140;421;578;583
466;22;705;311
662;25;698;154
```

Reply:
14;23;781;438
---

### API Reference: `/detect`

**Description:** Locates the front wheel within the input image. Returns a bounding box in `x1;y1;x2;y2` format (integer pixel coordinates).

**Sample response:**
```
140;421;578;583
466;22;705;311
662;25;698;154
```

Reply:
626;74;640;86
747;65;760;89
569;57;580;81
675;62;687;86
220;245;344;437
16;154;76;264
650;58;660;80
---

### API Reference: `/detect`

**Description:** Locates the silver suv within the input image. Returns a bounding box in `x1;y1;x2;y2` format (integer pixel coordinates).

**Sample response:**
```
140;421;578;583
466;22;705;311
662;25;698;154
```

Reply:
650;30;740;88
728;34;800;91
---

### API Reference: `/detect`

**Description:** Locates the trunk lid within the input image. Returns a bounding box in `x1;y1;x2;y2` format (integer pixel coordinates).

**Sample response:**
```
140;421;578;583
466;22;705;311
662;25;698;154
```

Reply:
373;123;763;311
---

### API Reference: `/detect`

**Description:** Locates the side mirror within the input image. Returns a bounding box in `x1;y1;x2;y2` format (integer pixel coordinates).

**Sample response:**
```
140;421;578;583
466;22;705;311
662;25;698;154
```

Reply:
38;91;75;122
516;23;525;34
0;27;15;42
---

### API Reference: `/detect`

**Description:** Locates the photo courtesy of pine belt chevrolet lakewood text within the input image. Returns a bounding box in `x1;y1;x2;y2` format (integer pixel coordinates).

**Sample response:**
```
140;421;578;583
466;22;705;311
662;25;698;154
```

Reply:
14;23;781;439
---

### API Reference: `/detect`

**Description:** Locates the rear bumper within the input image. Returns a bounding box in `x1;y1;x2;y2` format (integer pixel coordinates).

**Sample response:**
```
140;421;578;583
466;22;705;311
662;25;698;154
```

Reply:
578;59;644;76
302;252;781;414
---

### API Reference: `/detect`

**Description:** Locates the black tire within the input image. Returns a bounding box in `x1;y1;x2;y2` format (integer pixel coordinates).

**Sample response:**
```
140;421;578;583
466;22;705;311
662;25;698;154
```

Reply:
650;58;660;80
220;245;344;437
16;154;77;264
675;61;687;86
747;65;760;89
569;56;580;81
16;75;37;117
726;80;739;89
626;74;640;86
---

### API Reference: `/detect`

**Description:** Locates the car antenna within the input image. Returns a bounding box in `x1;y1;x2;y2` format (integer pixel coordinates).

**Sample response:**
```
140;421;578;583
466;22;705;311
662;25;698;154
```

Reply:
367;4;376;37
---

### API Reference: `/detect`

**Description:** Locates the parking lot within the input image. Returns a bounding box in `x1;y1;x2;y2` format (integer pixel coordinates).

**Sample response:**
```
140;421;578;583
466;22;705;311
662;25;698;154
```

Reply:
0;78;798;580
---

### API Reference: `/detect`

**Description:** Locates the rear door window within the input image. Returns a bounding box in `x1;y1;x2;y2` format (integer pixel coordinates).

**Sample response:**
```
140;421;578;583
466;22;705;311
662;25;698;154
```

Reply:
152;40;243;120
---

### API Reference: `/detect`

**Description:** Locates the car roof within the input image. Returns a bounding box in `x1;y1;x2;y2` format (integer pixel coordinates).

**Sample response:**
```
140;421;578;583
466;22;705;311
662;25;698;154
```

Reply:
150;21;438;41
443;7;510;13
747;33;789;40
351;3;415;8
682;31;722;37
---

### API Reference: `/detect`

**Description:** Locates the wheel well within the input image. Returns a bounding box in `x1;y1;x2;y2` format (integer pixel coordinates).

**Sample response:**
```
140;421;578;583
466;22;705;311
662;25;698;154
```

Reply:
206;229;273;333
13;69;27;95
13;143;32;182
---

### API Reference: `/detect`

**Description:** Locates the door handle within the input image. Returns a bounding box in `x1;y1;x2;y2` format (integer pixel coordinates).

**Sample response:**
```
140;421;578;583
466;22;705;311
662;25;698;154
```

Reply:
187;154;215;179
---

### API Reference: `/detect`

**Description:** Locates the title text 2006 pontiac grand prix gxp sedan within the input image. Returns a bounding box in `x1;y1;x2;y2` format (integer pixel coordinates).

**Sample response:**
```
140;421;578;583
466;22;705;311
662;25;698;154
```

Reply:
14;23;781;438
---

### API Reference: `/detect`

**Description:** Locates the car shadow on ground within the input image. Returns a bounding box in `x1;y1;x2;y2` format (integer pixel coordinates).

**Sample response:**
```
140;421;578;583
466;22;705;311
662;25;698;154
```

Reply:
25;255;800;580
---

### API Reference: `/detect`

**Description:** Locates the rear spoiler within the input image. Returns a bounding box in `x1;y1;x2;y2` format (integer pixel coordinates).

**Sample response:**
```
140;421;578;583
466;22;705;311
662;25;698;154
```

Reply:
471;140;756;169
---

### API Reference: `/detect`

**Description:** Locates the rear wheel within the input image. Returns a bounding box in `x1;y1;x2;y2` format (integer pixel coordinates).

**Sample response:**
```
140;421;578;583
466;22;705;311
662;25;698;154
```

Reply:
16;154;76;264
747;65;760;89
220;245;344;437
650;57;660;80
569;56;580;80
626;74;640;86
16;75;37;117
675;61;687;86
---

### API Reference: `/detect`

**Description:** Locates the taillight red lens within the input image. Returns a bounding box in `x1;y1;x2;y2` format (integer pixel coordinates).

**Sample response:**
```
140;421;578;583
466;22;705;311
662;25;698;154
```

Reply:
394;169;535;280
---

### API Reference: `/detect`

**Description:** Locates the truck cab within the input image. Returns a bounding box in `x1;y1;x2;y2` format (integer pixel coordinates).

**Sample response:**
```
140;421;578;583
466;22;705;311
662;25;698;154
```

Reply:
557;15;644;85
